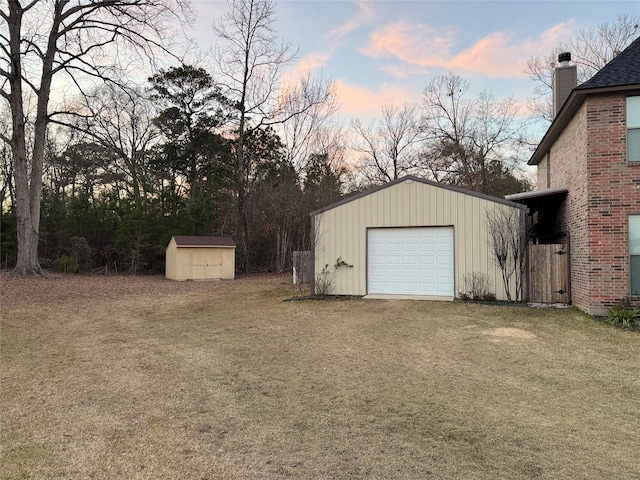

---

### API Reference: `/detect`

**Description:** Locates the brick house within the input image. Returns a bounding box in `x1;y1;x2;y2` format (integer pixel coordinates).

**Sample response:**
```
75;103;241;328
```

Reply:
507;37;640;315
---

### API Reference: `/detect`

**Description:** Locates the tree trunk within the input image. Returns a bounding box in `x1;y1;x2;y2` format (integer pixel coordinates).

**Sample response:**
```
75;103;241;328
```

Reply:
8;1;45;275
276;225;289;273
13;148;45;275
236;182;251;274
236;51;251;273
8;0;62;275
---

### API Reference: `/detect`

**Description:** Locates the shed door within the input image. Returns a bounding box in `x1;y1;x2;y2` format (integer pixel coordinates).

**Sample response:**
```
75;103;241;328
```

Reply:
368;227;454;296
191;249;222;279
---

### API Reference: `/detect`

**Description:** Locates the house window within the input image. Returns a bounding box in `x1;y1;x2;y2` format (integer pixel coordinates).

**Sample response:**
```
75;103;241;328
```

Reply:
631;215;640;295
628;96;640;162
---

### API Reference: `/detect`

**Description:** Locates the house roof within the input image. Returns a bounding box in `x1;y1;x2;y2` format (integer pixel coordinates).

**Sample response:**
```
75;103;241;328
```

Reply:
575;36;640;90
529;35;640;166
172;236;236;247
310;175;526;217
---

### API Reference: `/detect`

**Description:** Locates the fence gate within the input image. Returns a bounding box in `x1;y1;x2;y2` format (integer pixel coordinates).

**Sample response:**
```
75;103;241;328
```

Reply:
528;244;569;303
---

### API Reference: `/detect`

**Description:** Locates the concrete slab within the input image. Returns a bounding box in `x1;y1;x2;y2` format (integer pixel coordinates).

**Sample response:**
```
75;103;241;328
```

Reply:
363;294;454;302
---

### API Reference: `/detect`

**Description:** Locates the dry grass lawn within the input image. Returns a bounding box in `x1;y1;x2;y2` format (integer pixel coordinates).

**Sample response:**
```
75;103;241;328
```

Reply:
1;273;639;479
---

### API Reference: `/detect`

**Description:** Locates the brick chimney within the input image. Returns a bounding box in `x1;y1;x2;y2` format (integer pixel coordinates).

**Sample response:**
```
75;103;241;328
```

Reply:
552;52;577;118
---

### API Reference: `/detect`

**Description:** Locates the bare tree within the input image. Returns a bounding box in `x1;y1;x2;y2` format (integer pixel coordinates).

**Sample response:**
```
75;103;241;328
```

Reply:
306;124;349;178
64;84;163;273
419;74;528;195
212;0;335;273
65;83;160;208
278;72;338;173
486;206;526;301
526;14;639;122
0;0;191;275
43;127;115;199
352;103;421;184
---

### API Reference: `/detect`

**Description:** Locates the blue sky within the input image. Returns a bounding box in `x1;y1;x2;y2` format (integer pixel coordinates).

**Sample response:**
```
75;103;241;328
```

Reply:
190;0;639;122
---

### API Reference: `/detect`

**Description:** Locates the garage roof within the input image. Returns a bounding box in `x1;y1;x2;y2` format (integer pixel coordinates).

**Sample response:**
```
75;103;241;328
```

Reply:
173;236;236;247
310;175;527;217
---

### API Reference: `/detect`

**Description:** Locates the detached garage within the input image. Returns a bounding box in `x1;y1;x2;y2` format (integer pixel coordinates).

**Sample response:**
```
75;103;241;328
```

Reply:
310;176;526;301
166;236;235;281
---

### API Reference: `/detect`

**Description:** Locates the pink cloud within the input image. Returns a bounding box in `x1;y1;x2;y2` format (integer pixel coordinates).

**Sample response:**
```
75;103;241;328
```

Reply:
335;80;418;117
280;51;333;91
292;51;332;74
362;22;456;66
361;20;577;78
329;1;376;39
448;24;575;76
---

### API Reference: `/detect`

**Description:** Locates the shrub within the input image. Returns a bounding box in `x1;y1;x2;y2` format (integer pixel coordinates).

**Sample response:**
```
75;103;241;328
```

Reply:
313;258;353;297
459;272;495;301
608;298;640;330
52;255;77;273
314;264;335;296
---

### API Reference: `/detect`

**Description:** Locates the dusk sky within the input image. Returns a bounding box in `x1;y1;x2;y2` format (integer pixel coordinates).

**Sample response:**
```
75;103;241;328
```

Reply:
189;0;639;124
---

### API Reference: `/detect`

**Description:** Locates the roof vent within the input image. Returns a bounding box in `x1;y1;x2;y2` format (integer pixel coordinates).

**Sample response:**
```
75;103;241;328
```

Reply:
552;52;577;119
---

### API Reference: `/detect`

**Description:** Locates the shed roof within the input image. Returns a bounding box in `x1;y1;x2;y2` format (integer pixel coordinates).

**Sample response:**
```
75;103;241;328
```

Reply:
172;236;236;247
310;175;526;217
529;35;640;166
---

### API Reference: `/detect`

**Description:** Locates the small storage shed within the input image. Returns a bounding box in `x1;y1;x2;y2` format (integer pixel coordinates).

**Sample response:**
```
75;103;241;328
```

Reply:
166;236;235;281
310;176;526;301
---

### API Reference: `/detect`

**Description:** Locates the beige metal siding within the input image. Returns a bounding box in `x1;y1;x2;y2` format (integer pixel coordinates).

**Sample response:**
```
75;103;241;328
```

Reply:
313;179;522;300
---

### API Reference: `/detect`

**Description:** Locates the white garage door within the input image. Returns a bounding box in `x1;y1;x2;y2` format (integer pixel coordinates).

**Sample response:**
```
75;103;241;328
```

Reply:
368;227;454;296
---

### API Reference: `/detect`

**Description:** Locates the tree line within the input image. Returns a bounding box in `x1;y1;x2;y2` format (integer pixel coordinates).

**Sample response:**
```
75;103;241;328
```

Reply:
0;62;344;274
1;0;637;275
